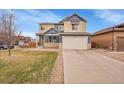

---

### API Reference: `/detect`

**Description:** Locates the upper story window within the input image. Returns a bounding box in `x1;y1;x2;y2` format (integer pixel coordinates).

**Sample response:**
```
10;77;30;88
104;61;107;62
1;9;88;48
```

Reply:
55;25;63;31
72;24;78;30
41;26;45;30
59;25;63;31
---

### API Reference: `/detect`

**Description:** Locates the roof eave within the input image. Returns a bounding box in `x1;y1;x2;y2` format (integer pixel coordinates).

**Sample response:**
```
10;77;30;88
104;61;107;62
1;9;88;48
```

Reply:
93;28;124;35
59;32;91;36
35;33;44;36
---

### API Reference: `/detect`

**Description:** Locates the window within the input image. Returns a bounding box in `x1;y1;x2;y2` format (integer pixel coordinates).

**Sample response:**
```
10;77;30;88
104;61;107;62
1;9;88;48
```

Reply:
49;36;52;42
60;25;63;31
41;26;45;30
45;36;59;43
88;36;91;43
55;25;63;31
72;24;78;30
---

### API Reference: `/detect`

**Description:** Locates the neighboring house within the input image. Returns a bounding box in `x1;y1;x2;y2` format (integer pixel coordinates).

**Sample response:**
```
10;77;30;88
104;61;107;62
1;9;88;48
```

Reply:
14;36;31;47
92;23;124;51
36;14;91;49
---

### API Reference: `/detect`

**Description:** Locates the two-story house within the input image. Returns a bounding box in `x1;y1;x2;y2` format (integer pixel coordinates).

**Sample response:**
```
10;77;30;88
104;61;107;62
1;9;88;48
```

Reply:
36;14;91;49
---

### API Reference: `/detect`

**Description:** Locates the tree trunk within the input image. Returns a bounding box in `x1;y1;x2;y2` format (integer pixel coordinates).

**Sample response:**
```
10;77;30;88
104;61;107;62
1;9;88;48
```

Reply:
8;45;11;56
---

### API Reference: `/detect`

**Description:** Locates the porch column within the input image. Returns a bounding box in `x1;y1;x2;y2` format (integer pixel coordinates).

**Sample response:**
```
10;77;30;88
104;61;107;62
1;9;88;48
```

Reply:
42;36;44;48
39;36;41;46
36;35;38;48
39;35;44;48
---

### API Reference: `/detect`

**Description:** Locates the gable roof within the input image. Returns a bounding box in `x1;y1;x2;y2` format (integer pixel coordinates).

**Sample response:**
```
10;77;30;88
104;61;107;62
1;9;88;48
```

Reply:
39;23;55;25
94;23;124;35
59;16;70;23
36;28;58;36
59;14;86;24
39;14;86;25
44;28;58;34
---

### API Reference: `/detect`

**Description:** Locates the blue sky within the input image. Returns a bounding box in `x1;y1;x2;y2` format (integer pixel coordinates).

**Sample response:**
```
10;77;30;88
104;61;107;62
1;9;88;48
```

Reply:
1;9;124;38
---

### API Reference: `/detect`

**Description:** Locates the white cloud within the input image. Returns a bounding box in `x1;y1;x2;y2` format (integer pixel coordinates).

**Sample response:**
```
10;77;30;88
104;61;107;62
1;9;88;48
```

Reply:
94;9;124;23
0;9;62;23
15;9;62;38
0;9;62;38
19;9;62;23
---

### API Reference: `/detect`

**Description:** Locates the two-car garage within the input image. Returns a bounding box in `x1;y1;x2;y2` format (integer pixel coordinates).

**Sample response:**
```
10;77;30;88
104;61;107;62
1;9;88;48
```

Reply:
60;32;91;49
62;36;88;49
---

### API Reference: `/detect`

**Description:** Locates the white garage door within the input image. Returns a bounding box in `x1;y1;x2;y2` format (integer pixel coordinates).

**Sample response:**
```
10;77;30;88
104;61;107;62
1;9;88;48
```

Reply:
62;36;88;49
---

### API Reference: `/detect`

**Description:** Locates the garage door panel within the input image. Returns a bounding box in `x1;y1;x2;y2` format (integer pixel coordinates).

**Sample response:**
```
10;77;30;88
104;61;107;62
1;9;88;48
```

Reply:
62;36;88;49
117;37;124;51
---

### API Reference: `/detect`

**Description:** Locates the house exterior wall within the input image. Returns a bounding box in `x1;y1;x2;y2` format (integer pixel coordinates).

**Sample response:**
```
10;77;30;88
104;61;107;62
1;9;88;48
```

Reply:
39;24;54;32
64;21;72;32
64;21;86;32
44;42;59;48
92;32;113;50
113;31;124;51
78;21;86;32
62;36;89;49
92;31;124;51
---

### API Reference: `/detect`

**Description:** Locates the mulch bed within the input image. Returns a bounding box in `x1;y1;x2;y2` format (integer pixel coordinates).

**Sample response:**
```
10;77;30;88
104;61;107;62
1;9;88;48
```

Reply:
49;50;64;84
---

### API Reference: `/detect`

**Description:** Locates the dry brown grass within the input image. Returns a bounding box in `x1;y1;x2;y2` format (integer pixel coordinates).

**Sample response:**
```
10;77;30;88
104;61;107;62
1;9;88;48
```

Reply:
0;49;58;84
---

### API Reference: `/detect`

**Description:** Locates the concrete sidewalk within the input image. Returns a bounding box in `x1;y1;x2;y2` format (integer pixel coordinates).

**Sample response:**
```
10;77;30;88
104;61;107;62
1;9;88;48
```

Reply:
63;49;124;84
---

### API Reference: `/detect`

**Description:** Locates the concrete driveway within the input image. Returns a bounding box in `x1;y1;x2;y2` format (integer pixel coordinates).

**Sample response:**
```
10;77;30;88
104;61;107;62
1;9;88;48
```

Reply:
63;49;124;84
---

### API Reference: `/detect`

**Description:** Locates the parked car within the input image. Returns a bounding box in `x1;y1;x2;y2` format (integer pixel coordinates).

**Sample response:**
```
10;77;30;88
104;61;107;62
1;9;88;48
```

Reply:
10;45;14;49
0;43;14;50
0;43;7;50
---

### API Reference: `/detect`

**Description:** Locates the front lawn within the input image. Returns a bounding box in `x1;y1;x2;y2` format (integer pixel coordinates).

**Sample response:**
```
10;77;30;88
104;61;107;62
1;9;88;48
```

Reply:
0;49;58;84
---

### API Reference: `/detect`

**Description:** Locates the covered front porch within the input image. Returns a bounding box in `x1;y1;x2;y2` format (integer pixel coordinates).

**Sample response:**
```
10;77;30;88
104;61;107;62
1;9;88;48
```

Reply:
36;28;62;48
37;34;61;48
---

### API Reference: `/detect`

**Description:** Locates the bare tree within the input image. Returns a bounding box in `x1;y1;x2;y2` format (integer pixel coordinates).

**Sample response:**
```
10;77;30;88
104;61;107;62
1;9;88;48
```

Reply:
0;11;19;56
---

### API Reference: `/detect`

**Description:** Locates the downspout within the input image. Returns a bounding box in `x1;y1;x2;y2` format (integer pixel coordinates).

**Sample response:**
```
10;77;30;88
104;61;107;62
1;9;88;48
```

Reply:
112;27;114;51
43;35;44;48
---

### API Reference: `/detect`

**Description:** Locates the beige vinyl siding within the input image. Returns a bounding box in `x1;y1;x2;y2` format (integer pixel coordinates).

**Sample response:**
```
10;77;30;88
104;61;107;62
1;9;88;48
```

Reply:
78;21;86;32
39;24;54;32
64;21;86;32
64;21;72;32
